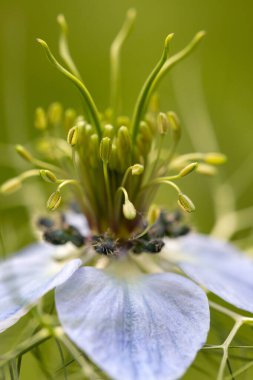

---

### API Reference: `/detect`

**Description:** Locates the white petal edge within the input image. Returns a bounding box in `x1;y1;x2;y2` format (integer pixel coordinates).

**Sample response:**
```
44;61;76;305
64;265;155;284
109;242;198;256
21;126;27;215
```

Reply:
64;211;89;236
0;243;81;332
56;267;210;380
163;233;253;313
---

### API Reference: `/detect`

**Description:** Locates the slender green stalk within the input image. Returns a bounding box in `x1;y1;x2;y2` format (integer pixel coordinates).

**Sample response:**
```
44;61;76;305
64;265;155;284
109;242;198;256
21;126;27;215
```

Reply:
146;31;206;105
37;39;102;138
110;9;136;116
54;327;98;379
57;14;82;79
131;34;174;143
103;162;113;221
0;329;51;367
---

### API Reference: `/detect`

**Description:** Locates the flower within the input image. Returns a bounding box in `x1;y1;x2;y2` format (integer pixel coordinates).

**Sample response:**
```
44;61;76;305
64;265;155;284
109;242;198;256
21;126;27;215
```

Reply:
0;10;252;380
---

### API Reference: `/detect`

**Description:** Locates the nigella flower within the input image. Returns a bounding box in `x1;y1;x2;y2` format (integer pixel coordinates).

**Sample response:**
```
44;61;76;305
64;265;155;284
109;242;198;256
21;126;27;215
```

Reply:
1;10;252;380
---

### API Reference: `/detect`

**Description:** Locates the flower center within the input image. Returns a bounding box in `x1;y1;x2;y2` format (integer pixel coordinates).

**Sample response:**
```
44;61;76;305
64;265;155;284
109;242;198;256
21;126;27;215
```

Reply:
0;13;226;242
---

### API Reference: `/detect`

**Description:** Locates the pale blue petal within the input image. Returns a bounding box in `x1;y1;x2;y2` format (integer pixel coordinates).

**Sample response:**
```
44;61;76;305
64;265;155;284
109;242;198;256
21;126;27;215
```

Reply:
165;234;253;313
64;211;89;236
56;267;209;380
0;243;81;332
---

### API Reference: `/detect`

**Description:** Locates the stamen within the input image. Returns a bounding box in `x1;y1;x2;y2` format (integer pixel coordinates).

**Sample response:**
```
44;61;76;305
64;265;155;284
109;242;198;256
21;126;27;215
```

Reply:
48;102;63;126
117;187;136;220
196;163;217;176
103;124;115;139
1;169;40;194
157;112;170;135
121;164;144;189
100;138;113;221
16;145;66;175
171;152;227;170
47;191;62;211
1;177;22;194
178;162;198;177
177;193;195;213
40;170;58;183
34;107;47;130
67;126;79;147
64;108;77;132
142;162;198;190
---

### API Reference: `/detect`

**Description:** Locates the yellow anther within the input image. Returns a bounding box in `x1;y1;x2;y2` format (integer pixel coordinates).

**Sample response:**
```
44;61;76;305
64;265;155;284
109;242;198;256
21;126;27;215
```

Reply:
40;170;58;183
34;107;47;130
48;102;63;125
204;153;227;165
67;126;79;146
100;137;112;164
179;162;198;177
157;112;169;135
131;164;144;175
47;191;62;211
178;193;195;213
0;178;22;194
16;145;33;162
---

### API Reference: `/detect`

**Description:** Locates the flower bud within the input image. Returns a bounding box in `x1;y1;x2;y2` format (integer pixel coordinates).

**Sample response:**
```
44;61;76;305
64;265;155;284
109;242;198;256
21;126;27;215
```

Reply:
64;108;76;131
116;116;130;128
34;107;47;130
48;102;63;125
40;170;58;183
16;145;33;162
103;124;114;138
179;162;198;177
67;126;79;146
137;134;150;156
123;200;136;220
140;121;153;141
131;164;144;175
167;111;181;141
157;112;169;134
177;193;195;213
118;126;131;152
204;153;227;165
47;191;62;211
0;178;22;194
108;144;118;171
100;137;112;164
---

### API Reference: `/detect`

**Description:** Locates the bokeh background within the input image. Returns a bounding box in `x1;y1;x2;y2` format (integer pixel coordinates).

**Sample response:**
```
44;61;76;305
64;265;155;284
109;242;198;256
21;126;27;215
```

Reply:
0;0;253;378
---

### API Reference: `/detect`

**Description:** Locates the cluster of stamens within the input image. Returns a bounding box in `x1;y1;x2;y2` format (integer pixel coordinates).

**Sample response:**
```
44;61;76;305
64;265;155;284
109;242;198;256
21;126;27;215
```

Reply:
0;11;226;243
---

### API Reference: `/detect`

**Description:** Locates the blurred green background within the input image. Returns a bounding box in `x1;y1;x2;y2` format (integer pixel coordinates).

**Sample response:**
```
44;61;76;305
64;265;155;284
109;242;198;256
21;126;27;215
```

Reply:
0;1;253;378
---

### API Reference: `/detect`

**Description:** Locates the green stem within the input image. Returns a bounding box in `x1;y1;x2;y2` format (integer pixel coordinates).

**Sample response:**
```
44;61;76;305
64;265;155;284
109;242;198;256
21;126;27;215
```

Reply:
110;9;136;117
57;14;82;79
54;327;98;379
146;31;206;106
103;162;113;221
131;34;173;143
37;39;102;139
0;329;51;367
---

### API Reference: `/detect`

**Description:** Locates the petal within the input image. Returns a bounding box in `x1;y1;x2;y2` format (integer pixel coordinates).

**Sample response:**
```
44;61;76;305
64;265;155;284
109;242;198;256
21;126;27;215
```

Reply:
164;233;253;313
64;210;89;236
56;267;209;380
0;243;81;332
